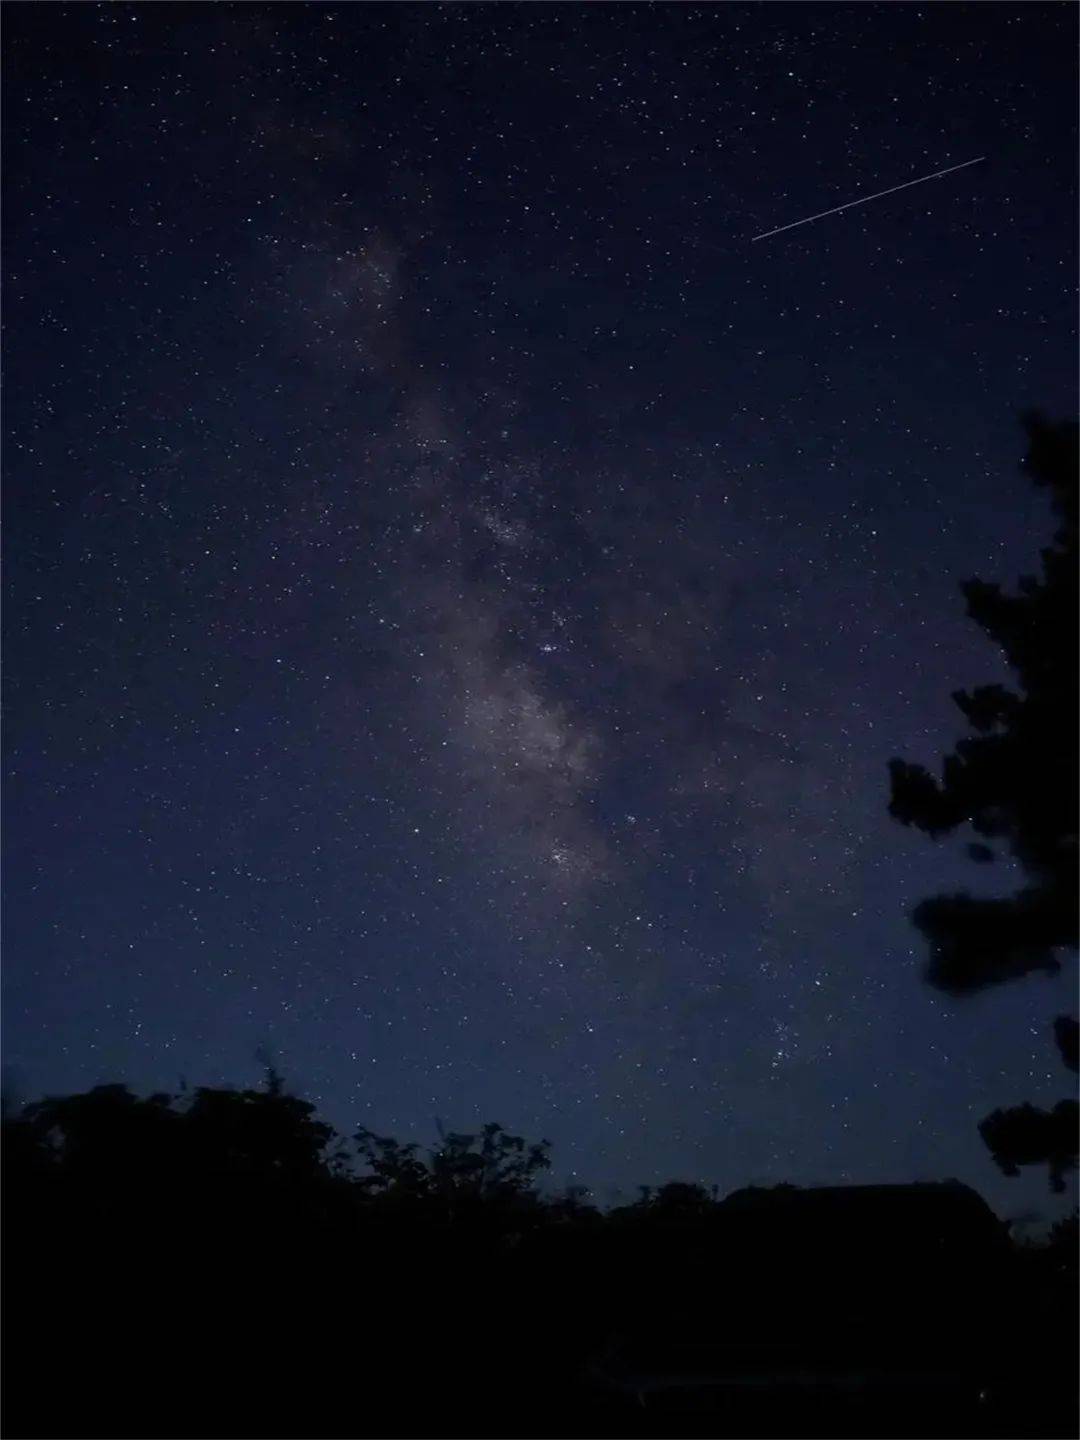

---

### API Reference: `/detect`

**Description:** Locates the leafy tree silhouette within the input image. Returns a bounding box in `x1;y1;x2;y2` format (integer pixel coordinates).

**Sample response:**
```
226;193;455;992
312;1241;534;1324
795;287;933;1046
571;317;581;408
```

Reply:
354;1119;551;1225
888;412;1079;1191
184;1072;337;1182
979;1100;1079;1194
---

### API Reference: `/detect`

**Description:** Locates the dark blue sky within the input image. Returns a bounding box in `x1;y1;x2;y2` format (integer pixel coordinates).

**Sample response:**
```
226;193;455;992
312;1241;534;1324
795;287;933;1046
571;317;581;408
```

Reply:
4;2;1076;1216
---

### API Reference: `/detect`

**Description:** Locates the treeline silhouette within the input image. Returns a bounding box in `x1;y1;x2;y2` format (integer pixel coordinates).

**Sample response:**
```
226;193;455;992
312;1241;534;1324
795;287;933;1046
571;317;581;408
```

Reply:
3;1073;1077;1439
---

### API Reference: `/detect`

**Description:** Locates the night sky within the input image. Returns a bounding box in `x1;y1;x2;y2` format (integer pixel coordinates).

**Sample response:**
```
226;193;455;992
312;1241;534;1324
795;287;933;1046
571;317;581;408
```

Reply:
4;2;1077;1217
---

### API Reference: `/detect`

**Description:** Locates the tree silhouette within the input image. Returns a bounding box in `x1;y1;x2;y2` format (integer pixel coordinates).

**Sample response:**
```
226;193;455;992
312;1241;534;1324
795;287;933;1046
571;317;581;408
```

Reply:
889;412;1078;992
183;1076;337;1182
353;1126;432;1197
354;1119;551;1223
979;1100;1080;1194
888;412;1079;1190
1054;1015;1079;1073
430;1121;552;1198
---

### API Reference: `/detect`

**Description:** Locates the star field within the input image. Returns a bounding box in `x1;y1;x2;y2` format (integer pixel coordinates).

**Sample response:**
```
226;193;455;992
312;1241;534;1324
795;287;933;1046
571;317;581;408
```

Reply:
4;2;1077;1214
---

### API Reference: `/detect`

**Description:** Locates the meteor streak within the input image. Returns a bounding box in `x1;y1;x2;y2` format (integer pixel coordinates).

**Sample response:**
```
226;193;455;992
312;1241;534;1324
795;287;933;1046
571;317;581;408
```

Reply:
751;156;985;242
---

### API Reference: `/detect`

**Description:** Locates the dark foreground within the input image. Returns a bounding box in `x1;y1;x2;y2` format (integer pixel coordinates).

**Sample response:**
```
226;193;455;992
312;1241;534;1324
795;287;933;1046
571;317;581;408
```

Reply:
6;1197;1076;1439
3;1086;1076;1439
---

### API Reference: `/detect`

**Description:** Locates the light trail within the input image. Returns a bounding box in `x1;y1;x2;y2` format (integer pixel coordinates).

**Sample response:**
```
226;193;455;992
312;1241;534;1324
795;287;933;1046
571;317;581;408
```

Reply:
751;157;986;242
